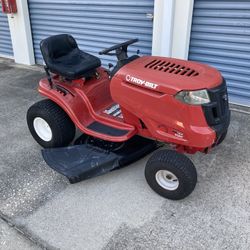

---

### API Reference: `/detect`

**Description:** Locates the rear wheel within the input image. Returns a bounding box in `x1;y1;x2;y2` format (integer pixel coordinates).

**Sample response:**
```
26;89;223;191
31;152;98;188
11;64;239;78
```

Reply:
27;99;75;148
145;150;197;200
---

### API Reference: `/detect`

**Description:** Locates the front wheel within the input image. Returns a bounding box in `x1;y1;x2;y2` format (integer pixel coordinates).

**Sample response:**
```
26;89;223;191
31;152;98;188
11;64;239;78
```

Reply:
145;150;197;200
27;99;75;148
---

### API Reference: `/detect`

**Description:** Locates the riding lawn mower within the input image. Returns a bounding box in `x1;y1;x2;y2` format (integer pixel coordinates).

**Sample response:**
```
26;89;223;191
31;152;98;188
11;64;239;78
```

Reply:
27;35;230;200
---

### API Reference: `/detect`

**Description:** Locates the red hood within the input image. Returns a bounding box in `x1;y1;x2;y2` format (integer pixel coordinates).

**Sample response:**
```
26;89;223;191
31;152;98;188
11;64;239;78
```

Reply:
115;56;223;95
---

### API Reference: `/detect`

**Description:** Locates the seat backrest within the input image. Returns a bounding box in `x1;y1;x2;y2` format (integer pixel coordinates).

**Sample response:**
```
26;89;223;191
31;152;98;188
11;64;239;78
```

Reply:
40;34;78;64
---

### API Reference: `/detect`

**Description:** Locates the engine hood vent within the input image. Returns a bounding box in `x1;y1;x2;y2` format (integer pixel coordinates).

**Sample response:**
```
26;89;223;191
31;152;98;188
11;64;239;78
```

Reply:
144;59;199;77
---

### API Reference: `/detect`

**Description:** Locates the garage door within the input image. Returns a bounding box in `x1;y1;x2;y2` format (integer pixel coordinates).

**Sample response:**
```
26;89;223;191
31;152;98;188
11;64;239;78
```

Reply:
28;0;154;67
189;0;250;107
0;4;13;57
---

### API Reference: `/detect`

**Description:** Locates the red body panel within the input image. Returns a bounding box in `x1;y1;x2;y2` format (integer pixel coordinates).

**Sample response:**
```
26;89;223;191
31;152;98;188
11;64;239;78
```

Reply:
109;56;220;150
116;56;222;95
39;68;136;142
110;77;216;150
39;56;222;153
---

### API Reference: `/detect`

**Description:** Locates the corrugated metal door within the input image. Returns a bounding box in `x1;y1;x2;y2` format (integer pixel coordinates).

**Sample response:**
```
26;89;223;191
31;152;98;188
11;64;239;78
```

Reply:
189;0;250;106
28;0;154;67
0;3;13;57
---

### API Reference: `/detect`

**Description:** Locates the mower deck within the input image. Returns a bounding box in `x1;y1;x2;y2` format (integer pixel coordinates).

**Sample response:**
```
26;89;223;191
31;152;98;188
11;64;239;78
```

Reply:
42;135;158;183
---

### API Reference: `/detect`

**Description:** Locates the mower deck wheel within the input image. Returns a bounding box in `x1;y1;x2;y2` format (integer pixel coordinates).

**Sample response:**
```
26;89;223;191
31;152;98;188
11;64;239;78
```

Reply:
145;149;197;200
27;99;75;148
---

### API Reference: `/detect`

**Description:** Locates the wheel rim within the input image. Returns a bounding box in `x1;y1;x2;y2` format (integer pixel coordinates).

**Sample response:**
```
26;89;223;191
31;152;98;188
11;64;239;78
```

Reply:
155;170;179;191
33;117;52;142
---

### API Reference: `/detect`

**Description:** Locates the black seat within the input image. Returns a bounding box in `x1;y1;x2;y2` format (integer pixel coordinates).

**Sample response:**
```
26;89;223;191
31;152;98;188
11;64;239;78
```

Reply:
40;34;101;80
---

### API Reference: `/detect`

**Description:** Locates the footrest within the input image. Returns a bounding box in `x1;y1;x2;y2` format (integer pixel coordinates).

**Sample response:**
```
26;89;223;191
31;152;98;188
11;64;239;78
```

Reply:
42;136;158;183
87;121;128;136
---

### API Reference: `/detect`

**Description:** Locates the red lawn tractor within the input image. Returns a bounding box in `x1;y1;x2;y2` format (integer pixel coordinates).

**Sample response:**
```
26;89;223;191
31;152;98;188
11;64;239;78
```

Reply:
27;35;230;200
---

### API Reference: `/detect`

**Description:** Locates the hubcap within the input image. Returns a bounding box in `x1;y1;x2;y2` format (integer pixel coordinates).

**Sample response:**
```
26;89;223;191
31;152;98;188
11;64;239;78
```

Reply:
155;170;179;191
33;117;52;142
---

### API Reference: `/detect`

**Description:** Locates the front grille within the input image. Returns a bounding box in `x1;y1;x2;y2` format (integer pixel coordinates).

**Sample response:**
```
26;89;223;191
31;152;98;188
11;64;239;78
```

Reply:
202;79;230;138
144;59;199;77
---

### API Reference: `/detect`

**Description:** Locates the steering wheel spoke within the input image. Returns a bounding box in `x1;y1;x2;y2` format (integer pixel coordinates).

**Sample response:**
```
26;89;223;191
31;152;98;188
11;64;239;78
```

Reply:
106;52;117;56
99;39;139;61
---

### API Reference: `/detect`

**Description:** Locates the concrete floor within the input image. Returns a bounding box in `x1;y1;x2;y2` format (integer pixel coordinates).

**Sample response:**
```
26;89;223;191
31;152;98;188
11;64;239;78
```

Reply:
0;58;250;250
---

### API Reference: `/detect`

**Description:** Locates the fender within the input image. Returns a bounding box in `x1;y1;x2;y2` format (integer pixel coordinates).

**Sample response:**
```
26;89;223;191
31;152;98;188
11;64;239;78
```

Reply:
38;77;136;142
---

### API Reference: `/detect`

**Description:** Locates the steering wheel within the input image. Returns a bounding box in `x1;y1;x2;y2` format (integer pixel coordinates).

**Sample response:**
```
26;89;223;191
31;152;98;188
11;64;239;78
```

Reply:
99;38;138;60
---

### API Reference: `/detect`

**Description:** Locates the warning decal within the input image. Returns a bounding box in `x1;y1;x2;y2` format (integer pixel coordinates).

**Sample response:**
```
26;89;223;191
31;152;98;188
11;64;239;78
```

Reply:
103;104;123;118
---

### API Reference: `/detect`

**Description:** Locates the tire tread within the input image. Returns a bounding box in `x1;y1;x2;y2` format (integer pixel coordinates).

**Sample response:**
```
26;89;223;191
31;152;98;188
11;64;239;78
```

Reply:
27;99;75;148
145;150;197;200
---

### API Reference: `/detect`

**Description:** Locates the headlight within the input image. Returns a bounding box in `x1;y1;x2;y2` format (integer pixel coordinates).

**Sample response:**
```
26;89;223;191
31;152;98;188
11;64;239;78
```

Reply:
175;89;210;105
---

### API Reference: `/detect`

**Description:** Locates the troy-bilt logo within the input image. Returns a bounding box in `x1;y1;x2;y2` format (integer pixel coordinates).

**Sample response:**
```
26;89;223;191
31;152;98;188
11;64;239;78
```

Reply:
125;75;158;90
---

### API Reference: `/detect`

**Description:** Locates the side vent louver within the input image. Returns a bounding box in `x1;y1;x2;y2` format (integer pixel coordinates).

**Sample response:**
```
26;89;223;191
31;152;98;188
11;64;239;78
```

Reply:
144;60;199;77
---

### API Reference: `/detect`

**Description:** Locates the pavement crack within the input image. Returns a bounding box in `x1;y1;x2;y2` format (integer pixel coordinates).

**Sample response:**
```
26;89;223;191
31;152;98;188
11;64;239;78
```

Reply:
0;211;57;250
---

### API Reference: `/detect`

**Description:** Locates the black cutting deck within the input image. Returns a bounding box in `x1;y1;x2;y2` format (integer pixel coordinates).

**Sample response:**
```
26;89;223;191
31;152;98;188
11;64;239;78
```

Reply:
42;136;158;183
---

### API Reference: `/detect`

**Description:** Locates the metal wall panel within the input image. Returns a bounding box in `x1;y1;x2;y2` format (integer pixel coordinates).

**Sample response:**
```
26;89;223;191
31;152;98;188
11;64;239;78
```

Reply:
189;0;250;106
28;0;154;67
0;3;13;57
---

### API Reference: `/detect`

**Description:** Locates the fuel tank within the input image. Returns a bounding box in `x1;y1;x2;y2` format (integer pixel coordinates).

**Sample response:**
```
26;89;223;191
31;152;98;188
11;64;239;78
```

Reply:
112;56;222;95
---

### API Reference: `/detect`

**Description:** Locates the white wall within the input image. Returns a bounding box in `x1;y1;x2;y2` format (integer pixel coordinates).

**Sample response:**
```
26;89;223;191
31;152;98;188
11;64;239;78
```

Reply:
171;0;194;59
152;0;194;59
7;0;35;65
152;0;175;57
